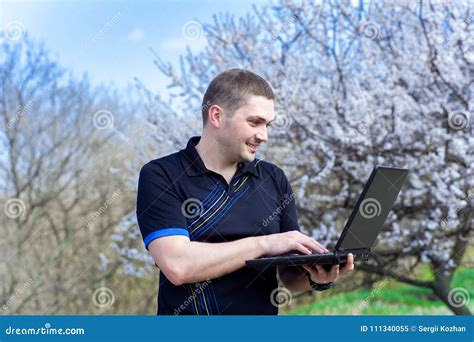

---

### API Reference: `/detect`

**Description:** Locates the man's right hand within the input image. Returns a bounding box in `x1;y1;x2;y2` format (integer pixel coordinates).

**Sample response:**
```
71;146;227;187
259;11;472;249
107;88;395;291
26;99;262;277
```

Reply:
258;231;329;257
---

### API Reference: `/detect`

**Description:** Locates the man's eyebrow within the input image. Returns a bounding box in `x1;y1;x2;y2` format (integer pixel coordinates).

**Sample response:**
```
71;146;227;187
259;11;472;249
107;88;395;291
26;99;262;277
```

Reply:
247;115;275;123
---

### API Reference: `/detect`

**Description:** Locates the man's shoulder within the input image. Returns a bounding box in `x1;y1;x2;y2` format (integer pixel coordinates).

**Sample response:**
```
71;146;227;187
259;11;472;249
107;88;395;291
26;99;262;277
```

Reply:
140;151;184;176
254;159;287;179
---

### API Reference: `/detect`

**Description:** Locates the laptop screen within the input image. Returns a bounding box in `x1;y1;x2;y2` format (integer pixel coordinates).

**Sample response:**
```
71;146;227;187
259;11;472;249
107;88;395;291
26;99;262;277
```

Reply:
335;166;409;251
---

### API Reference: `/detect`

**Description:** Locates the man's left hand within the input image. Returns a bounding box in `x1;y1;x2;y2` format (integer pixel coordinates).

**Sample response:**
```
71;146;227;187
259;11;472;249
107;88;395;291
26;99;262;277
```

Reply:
302;253;355;284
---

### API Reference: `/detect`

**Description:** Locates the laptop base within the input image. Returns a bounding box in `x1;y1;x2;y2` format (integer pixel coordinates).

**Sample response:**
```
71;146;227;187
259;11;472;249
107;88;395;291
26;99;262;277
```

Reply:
246;248;370;271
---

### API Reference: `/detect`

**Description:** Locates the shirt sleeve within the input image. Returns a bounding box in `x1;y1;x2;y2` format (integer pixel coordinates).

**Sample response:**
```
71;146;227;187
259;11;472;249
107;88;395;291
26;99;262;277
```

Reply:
278;169;301;233
136;162;189;249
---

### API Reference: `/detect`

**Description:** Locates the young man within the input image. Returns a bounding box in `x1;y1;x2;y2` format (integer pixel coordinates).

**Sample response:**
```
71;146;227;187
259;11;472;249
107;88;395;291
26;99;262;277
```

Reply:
136;69;354;315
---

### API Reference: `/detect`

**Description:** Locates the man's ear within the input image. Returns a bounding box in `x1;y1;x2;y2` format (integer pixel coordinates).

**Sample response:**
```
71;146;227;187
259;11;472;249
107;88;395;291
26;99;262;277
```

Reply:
207;105;223;128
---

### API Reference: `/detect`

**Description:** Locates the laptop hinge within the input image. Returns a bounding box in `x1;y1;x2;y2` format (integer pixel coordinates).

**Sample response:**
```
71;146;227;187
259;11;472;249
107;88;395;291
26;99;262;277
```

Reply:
335;248;371;259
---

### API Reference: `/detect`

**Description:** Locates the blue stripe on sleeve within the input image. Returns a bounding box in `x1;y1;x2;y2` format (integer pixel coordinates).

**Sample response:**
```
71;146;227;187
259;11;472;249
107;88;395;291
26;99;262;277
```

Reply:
144;228;189;248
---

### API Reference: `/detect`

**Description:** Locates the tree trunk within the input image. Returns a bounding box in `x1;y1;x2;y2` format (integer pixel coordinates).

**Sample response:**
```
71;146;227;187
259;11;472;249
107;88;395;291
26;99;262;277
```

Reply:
431;273;471;315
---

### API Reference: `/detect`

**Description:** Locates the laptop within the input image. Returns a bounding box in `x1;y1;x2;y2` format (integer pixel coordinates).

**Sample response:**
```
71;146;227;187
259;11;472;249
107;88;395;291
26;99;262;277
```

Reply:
245;166;409;271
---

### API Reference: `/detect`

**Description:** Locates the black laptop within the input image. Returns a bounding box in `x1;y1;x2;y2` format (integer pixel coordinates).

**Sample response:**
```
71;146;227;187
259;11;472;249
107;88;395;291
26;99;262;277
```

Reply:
245;166;409;271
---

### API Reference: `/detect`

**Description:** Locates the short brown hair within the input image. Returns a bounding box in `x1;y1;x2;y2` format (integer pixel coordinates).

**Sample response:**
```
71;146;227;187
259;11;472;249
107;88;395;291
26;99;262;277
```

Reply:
201;69;274;126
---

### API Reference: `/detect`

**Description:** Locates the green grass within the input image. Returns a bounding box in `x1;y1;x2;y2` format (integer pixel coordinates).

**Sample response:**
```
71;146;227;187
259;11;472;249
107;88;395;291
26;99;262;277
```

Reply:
283;267;474;315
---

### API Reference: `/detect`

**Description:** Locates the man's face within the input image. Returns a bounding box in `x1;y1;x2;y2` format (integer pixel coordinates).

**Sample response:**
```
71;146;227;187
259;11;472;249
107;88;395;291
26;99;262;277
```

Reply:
217;95;275;163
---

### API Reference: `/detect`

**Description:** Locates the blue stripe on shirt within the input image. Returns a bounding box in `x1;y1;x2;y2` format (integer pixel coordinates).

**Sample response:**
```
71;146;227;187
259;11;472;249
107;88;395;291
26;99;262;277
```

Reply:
144;228;189;248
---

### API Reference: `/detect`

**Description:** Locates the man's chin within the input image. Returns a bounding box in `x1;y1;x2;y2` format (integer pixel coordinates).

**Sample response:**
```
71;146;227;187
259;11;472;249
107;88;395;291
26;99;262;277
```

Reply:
241;151;256;163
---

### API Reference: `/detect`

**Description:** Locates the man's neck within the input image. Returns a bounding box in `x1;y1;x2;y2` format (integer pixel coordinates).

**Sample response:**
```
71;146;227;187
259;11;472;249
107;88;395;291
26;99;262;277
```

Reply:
195;135;238;178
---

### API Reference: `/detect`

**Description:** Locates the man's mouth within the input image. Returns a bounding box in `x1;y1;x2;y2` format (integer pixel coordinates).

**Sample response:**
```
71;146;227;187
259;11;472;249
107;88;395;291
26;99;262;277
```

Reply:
246;143;258;153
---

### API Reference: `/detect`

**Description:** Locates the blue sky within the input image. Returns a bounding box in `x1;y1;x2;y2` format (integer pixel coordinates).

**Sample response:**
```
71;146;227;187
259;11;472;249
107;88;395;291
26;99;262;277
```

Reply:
1;0;265;94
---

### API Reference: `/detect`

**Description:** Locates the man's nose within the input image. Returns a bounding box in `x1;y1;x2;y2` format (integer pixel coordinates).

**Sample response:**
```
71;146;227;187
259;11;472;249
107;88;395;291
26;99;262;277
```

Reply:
255;127;268;142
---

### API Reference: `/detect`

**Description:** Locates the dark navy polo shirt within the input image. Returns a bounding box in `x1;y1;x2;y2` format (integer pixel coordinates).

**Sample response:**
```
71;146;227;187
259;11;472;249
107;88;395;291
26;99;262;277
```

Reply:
136;136;300;315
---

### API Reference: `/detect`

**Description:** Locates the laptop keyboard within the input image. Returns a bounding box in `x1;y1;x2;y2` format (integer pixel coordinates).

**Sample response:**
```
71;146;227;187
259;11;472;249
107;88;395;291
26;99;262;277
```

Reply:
282;251;333;257
258;251;337;259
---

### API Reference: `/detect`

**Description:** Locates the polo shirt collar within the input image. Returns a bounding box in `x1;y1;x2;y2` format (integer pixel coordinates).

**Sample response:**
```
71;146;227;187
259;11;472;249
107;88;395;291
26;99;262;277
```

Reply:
180;136;259;178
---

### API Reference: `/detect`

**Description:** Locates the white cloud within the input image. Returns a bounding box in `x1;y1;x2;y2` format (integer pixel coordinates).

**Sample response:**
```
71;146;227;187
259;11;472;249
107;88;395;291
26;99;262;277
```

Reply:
128;28;145;42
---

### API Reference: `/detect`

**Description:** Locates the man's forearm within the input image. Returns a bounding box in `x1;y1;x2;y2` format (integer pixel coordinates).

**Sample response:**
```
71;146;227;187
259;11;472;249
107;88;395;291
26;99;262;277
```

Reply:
279;266;312;292
180;236;266;284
